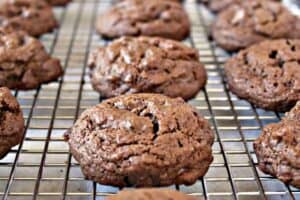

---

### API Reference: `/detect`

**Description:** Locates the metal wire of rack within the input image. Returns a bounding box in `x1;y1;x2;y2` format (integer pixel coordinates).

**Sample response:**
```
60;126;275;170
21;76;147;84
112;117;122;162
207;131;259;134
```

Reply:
0;0;300;199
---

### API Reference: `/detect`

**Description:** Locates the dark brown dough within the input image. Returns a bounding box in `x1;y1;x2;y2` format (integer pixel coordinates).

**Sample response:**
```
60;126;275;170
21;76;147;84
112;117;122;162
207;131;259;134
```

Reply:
0;0;58;37
202;0;281;13
0;87;24;158
224;39;300;111
212;0;300;51
89;36;206;100
65;93;214;187
254;102;300;188
45;0;71;6
96;0;190;40
0;29;63;90
107;189;198;200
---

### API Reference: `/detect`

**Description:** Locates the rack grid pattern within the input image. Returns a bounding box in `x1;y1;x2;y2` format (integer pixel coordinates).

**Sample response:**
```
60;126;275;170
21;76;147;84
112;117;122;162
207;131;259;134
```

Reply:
0;0;299;199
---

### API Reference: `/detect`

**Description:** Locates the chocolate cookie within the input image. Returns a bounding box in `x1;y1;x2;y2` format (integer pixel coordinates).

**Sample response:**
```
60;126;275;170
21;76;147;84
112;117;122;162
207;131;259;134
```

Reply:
0;0;58;37
0;29;63;90
254;102;300;188
46;0;71;6
88;36;206;100
96;0;190;40
107;189;197;200
0;87;24;158
65;93;214;187
203;0;281;13
224;39;300;111
212;0;300;51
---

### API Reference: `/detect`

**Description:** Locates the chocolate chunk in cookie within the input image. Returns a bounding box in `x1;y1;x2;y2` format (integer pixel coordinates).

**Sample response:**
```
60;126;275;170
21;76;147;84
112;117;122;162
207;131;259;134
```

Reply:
89;36;206;100
46;0;71;6
254;102;300;188
224;39;300;111
107;189;198;200
212;0;300;51
0;29;63;90
96;0;190;40
0;87;24;158
65;93;214;187
0;0;58;37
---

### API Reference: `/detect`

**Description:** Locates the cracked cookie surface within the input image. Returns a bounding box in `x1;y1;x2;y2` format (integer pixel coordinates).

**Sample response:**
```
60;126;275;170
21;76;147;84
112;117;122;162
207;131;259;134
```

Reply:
212;0;300;51
0;87;24;158
96;0;190;40
89;36;206;100
65;93;214;187
225;39;300;111
107;189;197;200
0;0;58;37
0;29;63;90
254;102;300;188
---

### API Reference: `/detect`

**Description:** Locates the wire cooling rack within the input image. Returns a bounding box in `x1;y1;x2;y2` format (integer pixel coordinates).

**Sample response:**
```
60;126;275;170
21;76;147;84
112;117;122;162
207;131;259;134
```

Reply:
0;0;300;199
